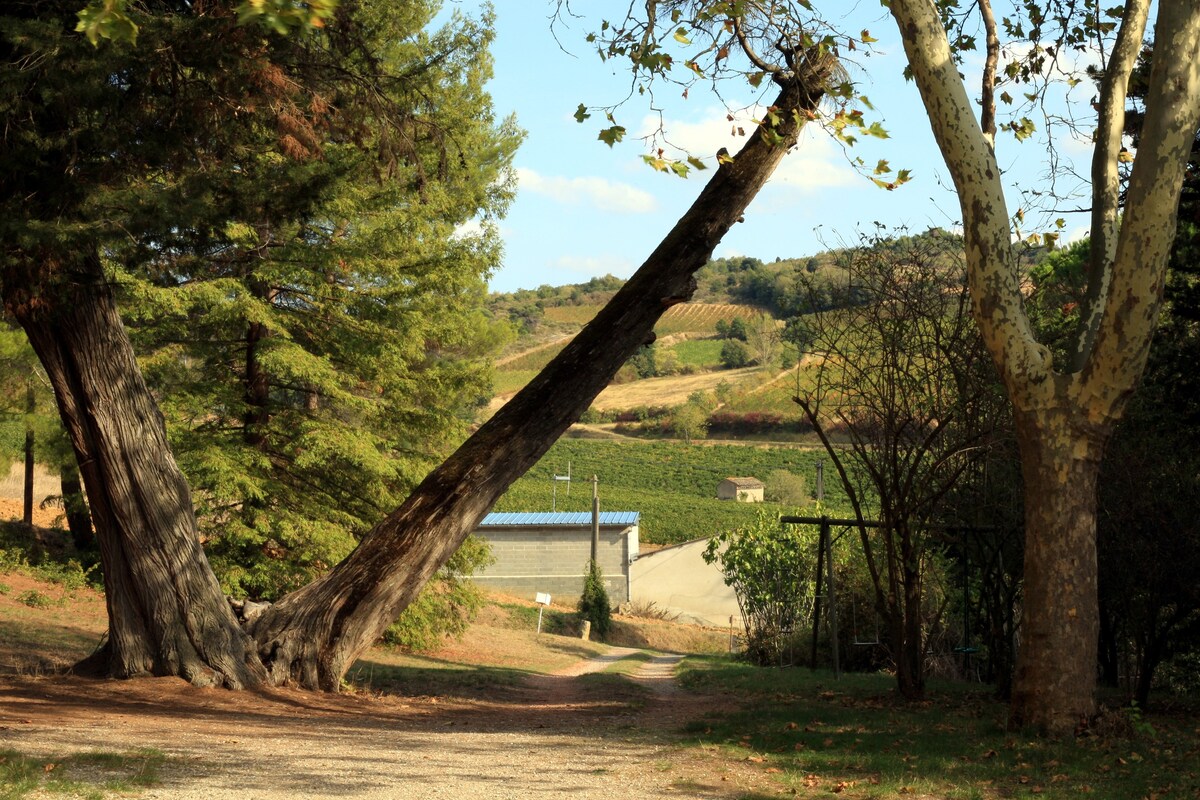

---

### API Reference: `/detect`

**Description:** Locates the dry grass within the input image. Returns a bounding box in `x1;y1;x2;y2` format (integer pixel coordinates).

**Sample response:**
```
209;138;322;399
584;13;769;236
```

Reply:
590;367;764;410
0;465;62;528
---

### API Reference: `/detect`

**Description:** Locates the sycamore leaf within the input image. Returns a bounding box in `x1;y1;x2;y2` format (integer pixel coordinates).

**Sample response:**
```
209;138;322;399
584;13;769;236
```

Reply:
674;28;691;45
76;2;139;46
747;71;765;88
686;156;707;171
861;29;878;43
1010;117;1036;141
574;104;591;123
874;159;890;176
642;154;669;172
598;125;626;147
865;122;890;139
670;161;690;178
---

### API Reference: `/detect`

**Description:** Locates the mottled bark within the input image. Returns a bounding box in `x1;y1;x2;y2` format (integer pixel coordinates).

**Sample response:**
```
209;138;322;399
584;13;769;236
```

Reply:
249;66;838;688
2;253;264;689
1009;406;1105;732
888;0;1200;734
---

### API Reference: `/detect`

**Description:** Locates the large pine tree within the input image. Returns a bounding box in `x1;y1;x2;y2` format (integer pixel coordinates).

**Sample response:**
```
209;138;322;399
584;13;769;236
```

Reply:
115;9;519;600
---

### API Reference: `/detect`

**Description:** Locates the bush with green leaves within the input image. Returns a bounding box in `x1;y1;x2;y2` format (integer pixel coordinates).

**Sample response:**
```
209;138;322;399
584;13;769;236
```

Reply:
704;511;820;666
381;535;494;652
577;559;612;639
719;339;751;369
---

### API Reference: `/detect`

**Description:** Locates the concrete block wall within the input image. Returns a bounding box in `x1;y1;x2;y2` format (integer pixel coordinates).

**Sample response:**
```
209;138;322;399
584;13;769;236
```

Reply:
472;525;634;604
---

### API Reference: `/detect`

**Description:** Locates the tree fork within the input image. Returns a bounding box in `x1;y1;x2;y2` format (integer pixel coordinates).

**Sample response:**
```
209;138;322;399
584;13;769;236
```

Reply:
249;58;840;689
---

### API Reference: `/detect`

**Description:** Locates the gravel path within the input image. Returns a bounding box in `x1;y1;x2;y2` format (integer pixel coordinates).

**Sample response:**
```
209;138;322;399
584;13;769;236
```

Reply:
0;647;770;799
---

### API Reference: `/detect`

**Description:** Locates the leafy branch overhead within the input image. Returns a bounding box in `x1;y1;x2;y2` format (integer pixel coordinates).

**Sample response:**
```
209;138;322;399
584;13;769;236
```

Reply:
76;0;338;45
565;2;900;181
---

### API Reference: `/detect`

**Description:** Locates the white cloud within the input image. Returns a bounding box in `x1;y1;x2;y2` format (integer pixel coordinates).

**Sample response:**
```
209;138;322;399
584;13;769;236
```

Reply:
452;218;484;240
638;106;857;192
516;167;657;213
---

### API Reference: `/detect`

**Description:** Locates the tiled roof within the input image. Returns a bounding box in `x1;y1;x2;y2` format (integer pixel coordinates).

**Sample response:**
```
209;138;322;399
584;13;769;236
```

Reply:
479;511;640;527
722;477;764;487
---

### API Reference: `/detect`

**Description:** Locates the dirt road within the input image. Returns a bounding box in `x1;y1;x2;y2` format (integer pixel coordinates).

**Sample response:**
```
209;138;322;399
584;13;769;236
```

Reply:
0;648;773;799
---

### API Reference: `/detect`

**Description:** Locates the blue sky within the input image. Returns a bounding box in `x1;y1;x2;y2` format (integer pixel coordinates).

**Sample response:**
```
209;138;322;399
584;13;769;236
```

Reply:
475;3;1096;293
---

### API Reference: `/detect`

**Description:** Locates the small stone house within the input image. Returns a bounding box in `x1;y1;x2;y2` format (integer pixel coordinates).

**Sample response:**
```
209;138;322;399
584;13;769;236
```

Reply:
717;476;764;503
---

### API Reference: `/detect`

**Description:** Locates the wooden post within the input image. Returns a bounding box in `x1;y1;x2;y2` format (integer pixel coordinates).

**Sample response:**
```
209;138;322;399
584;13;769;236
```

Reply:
22;384;34;527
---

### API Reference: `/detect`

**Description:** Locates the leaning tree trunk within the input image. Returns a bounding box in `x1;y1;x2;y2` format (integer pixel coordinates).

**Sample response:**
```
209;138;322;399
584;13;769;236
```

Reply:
1008;406;1107;733
249;63;839;689
2;252;264;689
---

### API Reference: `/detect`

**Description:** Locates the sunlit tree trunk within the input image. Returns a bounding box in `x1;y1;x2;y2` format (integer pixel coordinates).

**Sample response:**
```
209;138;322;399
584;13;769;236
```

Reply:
886;0;1200;733
249;68;838;688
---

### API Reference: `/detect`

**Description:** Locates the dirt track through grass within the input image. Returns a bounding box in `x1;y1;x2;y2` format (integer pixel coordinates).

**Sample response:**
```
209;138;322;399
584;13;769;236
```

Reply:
0;645;770;800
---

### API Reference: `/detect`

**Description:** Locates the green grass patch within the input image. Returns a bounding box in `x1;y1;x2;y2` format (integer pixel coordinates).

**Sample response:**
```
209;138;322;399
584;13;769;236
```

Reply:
491;369;539;396
668;339;725;369
493;601;579;637
0;747;164;799
677;657;1200;800
720;381;807;417
601;650;656;676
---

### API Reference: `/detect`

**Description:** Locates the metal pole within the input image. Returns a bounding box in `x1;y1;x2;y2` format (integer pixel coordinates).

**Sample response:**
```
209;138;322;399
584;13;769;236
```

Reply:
591;475;600;564
810;521;826;669
824;516;841;679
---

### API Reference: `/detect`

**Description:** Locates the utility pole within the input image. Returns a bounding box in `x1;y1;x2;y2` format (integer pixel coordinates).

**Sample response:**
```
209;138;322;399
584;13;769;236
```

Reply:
590;475;600;563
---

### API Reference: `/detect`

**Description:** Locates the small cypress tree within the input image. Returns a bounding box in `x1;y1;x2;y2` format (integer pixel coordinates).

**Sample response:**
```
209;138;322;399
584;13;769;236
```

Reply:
577;559;612;638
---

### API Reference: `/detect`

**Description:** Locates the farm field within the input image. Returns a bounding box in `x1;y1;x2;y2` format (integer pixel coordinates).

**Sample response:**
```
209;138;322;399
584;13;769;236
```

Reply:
489;302;766;409
666;338;724;369
654;302;751;336
590;366;762;411
491;437;850;545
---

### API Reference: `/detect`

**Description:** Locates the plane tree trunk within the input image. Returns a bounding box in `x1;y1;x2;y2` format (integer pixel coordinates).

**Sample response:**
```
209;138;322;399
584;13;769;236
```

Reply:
887;0;1200;734
248;68;837;689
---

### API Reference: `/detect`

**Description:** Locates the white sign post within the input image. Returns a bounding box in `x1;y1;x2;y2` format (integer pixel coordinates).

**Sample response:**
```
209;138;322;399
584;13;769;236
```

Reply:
534;592;551;634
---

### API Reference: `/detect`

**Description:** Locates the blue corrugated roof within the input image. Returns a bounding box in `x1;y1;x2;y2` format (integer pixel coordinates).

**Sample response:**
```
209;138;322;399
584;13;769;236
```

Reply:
479;511;640;527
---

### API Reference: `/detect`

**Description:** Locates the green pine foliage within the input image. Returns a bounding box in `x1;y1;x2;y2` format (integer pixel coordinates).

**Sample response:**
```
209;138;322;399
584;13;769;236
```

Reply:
112;6;518;599
0;1;520;599
577;559;612;639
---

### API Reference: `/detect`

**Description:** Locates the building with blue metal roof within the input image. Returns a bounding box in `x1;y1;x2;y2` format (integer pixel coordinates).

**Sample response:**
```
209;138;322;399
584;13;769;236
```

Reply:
471;511;640;604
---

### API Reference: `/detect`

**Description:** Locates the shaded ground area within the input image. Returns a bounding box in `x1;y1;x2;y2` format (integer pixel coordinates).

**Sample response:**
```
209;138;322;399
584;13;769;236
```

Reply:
0;646;773;799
